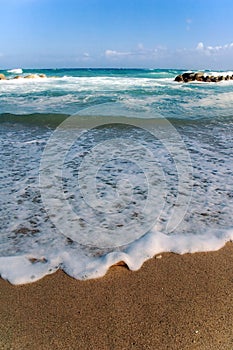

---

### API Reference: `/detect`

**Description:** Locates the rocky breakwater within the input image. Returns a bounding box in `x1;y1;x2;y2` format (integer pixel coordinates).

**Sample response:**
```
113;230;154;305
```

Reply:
0;73;48;80
24;74;47;79
0;74;6;80
175;72;233;83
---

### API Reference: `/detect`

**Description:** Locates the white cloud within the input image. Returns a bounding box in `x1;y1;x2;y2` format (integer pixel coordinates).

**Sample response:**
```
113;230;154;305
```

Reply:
105;46;168;62
105;49;132;58
101;42;233;69
196;41;233;53
174;41;233;69
196;42;204;51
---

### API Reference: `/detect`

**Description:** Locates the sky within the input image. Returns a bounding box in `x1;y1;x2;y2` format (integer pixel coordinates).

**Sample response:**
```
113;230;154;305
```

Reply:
0;0;233;69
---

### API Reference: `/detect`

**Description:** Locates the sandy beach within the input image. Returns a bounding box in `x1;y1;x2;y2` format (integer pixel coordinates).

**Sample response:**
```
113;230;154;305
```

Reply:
1;0;233;349
0;243;233;350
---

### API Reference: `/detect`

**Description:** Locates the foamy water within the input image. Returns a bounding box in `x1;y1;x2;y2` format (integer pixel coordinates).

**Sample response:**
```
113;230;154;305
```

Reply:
0;69;232;284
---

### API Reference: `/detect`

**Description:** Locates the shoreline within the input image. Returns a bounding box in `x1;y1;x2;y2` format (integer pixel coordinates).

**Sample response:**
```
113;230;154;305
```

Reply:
1;242;233;349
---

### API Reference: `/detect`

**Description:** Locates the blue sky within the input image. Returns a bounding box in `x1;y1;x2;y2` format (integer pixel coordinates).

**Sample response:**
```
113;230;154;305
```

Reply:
1;0;233;69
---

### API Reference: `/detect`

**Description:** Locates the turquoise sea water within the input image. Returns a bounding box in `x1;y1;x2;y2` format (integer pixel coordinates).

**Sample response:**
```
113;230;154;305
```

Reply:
1;68;233;118
0;68;232;284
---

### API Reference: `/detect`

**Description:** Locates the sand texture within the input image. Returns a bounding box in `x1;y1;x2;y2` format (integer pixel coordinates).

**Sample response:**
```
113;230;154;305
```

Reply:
1;243;233;350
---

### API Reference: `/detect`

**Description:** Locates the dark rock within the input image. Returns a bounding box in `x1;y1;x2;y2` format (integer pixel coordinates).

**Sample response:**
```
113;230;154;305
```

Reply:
174;74;183;82
174;71;231;83
188;73;196;80
194;72;204;80
179;72;197;82
182;72;195;80
194;72;205;82
204;76;211;82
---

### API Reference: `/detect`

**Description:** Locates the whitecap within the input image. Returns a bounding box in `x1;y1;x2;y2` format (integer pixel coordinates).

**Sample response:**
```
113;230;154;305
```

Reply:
7;68;23;74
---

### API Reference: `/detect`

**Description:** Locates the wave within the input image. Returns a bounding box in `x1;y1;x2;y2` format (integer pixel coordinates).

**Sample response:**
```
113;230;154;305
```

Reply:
1;110;233;130
7;68;23;74
0;102;232;285
0;112;69;128
0;228;232;285
206;70;233;76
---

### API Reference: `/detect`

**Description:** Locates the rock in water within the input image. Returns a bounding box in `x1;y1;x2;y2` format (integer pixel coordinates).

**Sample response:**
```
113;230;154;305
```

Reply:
194;72;204;81
174;74;183;82
24;74;38;79
204;76;212;82
174;71;229;83
182;72;194;81
0;73;6;80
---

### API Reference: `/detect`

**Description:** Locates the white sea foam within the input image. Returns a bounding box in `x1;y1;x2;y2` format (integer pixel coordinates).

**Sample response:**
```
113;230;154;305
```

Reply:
0;72;232;116
0;228;232;285
0;70;233;286
0;75;167;89
208;70;233;77
0;106;233;284
0;75;173;114
7;68;23;74
186;91;233;109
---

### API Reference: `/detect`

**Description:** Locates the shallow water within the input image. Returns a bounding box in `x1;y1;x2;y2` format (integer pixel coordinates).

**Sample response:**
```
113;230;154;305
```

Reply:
0;68;232;284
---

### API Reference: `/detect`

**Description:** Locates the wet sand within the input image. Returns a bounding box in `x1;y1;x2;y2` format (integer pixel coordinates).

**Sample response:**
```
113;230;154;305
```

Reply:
1;242;233;349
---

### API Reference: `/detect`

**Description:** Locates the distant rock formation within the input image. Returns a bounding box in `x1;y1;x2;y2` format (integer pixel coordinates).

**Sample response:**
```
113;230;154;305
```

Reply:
0;73;6;80
24;74;39;79
24;73;46;79
175;72;233;83
0;73;48;81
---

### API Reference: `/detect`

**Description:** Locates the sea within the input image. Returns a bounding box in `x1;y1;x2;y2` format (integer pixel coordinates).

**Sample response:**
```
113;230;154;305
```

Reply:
0;68;232;284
